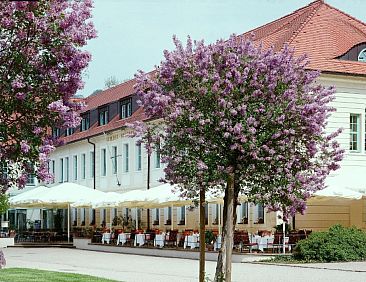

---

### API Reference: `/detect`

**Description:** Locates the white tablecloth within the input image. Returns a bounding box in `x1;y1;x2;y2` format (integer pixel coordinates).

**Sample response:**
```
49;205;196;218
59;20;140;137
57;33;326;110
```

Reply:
214;235;222;251
154;233;166;248
184;234;199;249
250;235;273;251
101;233;111;244
117;233;130;245
134;234;146;247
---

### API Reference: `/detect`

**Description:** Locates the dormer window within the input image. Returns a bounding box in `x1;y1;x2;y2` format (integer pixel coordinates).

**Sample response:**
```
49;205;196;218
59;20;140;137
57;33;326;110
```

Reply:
98;106;109;126
65;128;74;136
120;98;132;119
81;112;90;131
52;128;60;138
358;48;366;62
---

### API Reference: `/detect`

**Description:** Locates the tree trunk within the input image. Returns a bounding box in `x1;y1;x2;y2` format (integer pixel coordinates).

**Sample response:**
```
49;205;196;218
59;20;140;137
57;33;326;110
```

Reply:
199;187;206;282
214;172;237;282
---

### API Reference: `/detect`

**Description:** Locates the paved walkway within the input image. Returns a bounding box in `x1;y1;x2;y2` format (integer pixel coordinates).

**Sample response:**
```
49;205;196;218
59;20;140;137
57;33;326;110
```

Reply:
2;248;366;282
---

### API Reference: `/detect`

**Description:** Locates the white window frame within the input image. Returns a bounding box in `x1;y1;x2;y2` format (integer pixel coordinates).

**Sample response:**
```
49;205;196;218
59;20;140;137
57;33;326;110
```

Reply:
65;157;69;182
155;147;161;168
123;144;129;172
177;206;186;225
152;208;160;225
112;146;118;174
136;143;142;171
253;204;265;224
73;155;78;181
59;158;64;183
236;203;249;224
90;151;95;178
101;148;107;176
81;154;86;179
350;113;361;152
164;207;172;223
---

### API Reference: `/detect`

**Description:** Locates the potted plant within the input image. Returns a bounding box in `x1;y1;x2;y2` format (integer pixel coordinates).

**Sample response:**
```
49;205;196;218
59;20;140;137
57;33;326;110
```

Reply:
205;230;216;251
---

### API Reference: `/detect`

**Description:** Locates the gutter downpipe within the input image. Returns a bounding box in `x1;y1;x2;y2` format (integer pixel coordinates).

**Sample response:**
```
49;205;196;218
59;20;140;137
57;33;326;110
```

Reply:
87;138;96;226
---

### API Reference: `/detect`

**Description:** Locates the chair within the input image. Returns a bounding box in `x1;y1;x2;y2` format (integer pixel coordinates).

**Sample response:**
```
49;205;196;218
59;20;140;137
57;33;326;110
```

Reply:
233;231;249;252
241;234;258;253
125;231;135;246
165;230;178;248
145;232;156;247
287;231;299;252
268;233;283;253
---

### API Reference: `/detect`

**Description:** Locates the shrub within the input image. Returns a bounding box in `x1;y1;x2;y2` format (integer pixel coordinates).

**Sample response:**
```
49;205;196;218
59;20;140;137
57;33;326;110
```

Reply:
293;224;366;262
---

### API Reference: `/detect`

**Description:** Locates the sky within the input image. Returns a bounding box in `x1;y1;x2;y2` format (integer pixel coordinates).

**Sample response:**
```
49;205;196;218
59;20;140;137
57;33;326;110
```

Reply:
78;0;366;97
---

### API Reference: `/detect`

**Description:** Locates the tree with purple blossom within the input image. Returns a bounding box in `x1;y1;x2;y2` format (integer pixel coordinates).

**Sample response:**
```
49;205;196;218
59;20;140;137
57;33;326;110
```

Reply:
0;0;96;192
133;35;344;281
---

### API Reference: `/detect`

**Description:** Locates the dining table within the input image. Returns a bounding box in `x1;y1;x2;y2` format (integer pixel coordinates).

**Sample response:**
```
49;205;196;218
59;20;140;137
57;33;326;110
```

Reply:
154;233;166;248
101;232;111;244
184;233;200;249
134;233;146;247
116;233;130;245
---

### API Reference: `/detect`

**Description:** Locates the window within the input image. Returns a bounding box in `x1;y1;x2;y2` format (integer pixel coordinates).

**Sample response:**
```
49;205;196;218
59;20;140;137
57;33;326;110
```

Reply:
350;114;361;152
80;208;86;225
0;163;7;181
59;158;64;182
177;206;186;225
152;208;160;225
111;208;117;221
26;173;35;185
123;144;129;172
136;143;142;171
90;152;95;177
120;98;132;119
205;204;208;225
65;128;74;136
358;48;366;62
164;207;172;224
51;160;55;183
98;106;109;126
73;155;78;180
81;154;86;179
112;146;117;174
123;208;129;219
254;204;265;224
81;113;90;131
72;208;77;226
212;204;220;225
100;209;106;226
155;145;161;168
101;148;107;176
26;163;36;185
237;203;248;224
89;208;95;225
65;157;69;182
52;128;60;138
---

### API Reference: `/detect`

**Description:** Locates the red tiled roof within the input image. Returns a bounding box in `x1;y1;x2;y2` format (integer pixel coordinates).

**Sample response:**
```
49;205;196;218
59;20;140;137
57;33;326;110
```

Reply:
61;0;366;145
62;106;147;144
242;0;366;76
83;79;136;112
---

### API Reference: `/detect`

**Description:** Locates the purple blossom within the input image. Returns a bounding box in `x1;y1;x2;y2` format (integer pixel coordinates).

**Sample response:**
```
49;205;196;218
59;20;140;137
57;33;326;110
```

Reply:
132;34;343;222
20;140;30;153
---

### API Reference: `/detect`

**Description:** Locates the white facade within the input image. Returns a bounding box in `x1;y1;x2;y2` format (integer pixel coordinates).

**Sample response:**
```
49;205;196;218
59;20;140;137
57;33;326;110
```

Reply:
319;74;366;194
49;129;165;193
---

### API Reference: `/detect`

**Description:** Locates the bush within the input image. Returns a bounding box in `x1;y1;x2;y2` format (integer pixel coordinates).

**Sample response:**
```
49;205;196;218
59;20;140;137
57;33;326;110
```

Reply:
293;224;366;262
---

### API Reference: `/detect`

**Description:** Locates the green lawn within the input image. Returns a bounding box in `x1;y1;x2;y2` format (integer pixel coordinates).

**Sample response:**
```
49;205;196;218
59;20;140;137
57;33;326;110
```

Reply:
0;268;119;282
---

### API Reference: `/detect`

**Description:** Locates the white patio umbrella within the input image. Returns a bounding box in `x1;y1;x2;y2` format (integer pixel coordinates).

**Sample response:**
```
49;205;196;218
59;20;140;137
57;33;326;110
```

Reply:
92;189;148;209
10;183;107;242
9;185;50;207
312;186;363;200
